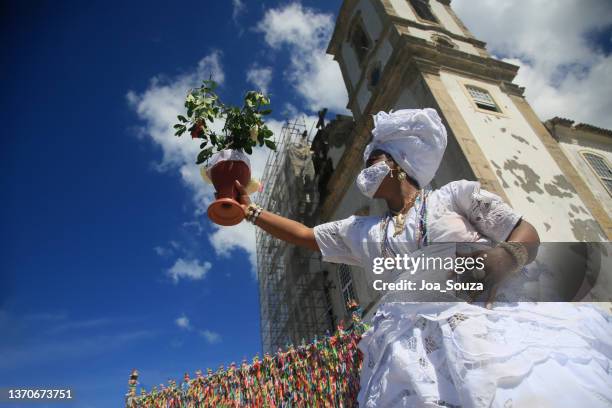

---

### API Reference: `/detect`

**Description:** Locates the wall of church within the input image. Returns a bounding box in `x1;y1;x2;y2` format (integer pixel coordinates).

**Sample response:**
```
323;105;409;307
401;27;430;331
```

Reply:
394;76;480;195
341;36;393;107
352;33;393;114
341;45;361;88
356;81;372;113
340;0;397;115
438;70;607;241
429;1;464;36
557;134;612;218
359;0;384;40
387;0;480;56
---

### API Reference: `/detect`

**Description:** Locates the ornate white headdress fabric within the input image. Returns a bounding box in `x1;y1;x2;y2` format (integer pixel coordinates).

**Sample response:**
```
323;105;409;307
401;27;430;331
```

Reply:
363;108;448;188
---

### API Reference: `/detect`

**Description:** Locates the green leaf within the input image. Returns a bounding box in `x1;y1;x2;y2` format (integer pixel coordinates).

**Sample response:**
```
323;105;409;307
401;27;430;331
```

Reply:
264;139;276;149
173;124;185;129
177;115;188;122
196;149;212;164
260;109;272;115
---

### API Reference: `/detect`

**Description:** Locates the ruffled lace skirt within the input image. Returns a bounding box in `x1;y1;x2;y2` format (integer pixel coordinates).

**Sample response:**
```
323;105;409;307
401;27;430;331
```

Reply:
357;302;612;408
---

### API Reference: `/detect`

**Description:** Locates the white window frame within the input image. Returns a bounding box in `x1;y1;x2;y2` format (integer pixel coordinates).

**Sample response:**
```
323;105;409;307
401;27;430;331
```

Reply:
465;85;501;113
581;151;612;196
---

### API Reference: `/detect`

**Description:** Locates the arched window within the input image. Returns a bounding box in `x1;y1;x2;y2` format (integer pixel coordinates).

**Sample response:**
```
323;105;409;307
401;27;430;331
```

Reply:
409;0;438;23
348;19;371;65
582;152;612;196
338;264;358;312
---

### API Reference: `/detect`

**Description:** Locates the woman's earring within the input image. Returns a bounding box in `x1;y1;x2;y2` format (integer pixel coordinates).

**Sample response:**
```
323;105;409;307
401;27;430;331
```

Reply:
389;169;394;178
398;171;406;181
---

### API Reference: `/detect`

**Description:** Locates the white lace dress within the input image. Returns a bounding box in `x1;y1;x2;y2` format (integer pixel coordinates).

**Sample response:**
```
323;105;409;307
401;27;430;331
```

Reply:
313;180;612;408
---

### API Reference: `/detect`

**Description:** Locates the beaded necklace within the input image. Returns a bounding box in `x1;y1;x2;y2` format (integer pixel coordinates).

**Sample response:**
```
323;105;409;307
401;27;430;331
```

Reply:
380;190;429;257
414;190;429;248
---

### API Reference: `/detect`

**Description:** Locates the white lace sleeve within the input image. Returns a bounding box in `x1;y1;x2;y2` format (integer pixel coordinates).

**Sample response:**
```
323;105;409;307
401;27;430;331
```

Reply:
313;216;364;266
449;180;522;242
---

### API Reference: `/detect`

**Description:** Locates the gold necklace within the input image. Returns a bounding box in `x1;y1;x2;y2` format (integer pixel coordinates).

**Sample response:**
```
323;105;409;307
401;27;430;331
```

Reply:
389;190;420;237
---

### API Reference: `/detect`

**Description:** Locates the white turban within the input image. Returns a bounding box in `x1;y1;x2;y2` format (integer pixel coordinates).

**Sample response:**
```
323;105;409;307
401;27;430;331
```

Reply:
363;108;447;188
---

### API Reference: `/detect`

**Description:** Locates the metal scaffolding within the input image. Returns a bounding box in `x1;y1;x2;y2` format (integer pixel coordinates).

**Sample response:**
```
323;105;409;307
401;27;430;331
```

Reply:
255;117;333;353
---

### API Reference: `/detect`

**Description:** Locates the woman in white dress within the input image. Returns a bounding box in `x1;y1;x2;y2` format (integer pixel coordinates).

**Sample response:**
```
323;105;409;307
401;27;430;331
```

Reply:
234;108;612;407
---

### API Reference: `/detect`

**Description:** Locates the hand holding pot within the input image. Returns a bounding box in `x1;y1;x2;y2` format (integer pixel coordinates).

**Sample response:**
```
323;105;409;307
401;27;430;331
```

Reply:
234;180;251;213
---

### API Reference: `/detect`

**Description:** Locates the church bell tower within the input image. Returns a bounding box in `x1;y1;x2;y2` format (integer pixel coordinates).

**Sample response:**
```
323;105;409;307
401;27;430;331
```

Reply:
324;0;610;241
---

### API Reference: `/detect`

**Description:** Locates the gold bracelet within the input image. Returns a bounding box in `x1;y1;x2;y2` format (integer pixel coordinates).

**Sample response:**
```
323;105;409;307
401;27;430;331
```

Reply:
497;241;529;274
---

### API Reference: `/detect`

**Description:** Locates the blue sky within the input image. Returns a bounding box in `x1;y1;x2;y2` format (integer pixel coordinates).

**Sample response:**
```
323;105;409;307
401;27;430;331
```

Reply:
1;1;344;407
1;0;610;407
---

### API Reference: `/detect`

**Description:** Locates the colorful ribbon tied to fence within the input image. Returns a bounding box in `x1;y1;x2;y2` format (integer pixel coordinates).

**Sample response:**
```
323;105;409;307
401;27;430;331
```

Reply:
125;302;368;407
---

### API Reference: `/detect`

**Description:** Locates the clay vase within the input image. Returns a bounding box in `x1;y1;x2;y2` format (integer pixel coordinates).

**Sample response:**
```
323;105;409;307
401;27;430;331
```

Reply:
207;160;251;226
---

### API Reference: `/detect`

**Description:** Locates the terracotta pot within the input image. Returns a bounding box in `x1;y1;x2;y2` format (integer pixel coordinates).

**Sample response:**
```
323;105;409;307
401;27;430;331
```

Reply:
207;160;251;226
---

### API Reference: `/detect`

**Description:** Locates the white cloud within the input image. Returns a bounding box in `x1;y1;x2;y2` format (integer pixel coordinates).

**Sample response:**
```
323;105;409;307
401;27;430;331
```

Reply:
167;258;212;283
453;0;612;128
174;314;220;344
175;314;191;330
246;65;273;93
127;46;320;278
232;0;246;24
46;318;111;335
127;50;279;276
154;245;171;257
199;329;221;344
257;3;349;113
126;50;224;213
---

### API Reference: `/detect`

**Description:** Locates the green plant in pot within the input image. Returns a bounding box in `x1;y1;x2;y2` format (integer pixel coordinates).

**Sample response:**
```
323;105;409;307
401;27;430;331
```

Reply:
174;80;276;226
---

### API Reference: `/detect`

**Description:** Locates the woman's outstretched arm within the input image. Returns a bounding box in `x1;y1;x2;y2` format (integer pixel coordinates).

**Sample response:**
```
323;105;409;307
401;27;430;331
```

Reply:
234;180;320;252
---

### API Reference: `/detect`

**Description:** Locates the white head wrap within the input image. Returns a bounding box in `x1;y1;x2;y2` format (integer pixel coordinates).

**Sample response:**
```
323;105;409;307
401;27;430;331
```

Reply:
363;108;447;188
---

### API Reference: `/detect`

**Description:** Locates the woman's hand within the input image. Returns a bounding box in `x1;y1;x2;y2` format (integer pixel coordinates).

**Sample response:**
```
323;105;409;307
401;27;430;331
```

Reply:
232;179;320;252
455;246;519;309
455;219;540;308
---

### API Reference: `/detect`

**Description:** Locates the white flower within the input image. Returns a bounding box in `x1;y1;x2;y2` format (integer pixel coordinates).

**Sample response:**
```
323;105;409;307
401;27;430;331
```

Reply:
250;125;259;142
200;166;212;184
245;178;261;194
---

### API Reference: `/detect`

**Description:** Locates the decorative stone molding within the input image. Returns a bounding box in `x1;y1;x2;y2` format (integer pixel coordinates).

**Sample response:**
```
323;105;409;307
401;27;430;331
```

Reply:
431;33;457;49
500;80;525;97
389;14;488;49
